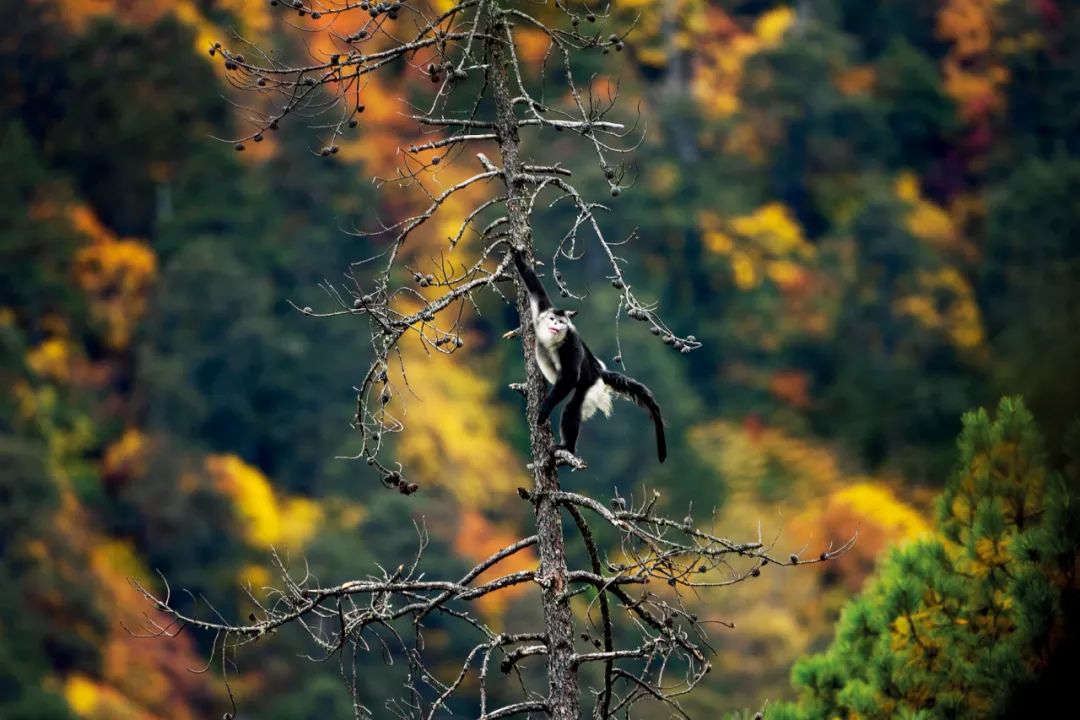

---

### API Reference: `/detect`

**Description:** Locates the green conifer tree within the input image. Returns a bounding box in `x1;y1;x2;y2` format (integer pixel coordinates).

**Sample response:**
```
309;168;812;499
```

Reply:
769;397;1080;719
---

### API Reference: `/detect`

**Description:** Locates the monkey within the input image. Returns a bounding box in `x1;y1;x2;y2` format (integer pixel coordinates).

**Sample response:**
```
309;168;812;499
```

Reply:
508;246;666;463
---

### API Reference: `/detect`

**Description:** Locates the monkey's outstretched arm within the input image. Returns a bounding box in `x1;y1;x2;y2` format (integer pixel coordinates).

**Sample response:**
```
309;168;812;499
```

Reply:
511;247;553;318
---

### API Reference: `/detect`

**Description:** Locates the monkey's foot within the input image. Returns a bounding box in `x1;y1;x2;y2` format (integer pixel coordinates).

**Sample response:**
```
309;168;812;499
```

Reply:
553;448;587;471
525;450;586;472
508;382;527;397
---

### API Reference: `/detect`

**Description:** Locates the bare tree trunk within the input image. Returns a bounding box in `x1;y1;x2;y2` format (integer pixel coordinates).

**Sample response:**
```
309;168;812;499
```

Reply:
487;11;580;719
138;6;835;718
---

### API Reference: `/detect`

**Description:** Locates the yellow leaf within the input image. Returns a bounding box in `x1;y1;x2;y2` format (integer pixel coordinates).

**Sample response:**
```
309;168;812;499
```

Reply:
894;268;985;350
753;6;795;47
395;342;524;508
64;675;100;716
27;337;75;382
731;251;758;290
206;454;323;549
279;497;324;548
895;172;960;249
208;454;281;547
71;205;157;350
730;202;808;257
239;563;272;590
894;171;922;203
92;540;153;587
704;230;735;255
766;259;804;289
103;429;149;481
830;483;931;541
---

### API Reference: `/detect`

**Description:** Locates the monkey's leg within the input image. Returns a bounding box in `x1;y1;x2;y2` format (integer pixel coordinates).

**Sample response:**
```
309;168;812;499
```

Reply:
538;377;574;426
556;389;586;456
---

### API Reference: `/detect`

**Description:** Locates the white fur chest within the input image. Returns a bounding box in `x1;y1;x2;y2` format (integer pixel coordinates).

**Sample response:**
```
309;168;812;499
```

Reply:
535;343;561;384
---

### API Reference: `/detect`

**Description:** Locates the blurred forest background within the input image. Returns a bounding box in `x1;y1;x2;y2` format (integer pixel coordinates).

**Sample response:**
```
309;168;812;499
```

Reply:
2;0;1078;718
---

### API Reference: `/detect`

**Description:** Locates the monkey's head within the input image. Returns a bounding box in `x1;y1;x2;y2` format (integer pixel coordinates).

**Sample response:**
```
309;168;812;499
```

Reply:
538;308;577;344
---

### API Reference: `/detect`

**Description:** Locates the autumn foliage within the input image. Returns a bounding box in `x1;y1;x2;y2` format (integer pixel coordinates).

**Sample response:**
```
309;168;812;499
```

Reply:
3;0;1079;716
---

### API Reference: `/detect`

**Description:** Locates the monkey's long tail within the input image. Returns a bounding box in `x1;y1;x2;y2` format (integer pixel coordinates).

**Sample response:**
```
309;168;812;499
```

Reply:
601;371;667;463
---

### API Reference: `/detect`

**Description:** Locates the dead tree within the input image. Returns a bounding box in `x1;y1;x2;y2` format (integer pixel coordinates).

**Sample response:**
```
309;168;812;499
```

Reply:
139;2;849;718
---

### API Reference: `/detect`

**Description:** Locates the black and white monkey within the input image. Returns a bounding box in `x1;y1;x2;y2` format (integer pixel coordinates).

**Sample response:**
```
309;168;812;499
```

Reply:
509;247;667;463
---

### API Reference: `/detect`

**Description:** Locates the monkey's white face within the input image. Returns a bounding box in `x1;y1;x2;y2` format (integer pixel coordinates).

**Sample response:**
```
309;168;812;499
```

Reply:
537;309;572;347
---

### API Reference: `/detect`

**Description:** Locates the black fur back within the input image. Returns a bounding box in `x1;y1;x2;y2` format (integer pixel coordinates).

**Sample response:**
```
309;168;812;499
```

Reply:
601;371;667;463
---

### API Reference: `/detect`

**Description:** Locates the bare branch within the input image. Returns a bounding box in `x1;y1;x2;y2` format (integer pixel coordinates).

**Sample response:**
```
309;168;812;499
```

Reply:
143;4;850;719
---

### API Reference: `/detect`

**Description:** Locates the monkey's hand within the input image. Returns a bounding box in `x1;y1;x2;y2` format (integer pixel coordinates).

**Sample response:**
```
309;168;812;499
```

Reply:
508;382;527;397
502;327;522;340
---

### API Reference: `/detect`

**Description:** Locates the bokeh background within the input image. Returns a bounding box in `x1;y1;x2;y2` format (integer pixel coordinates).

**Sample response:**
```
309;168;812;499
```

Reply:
2;0;1078;718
